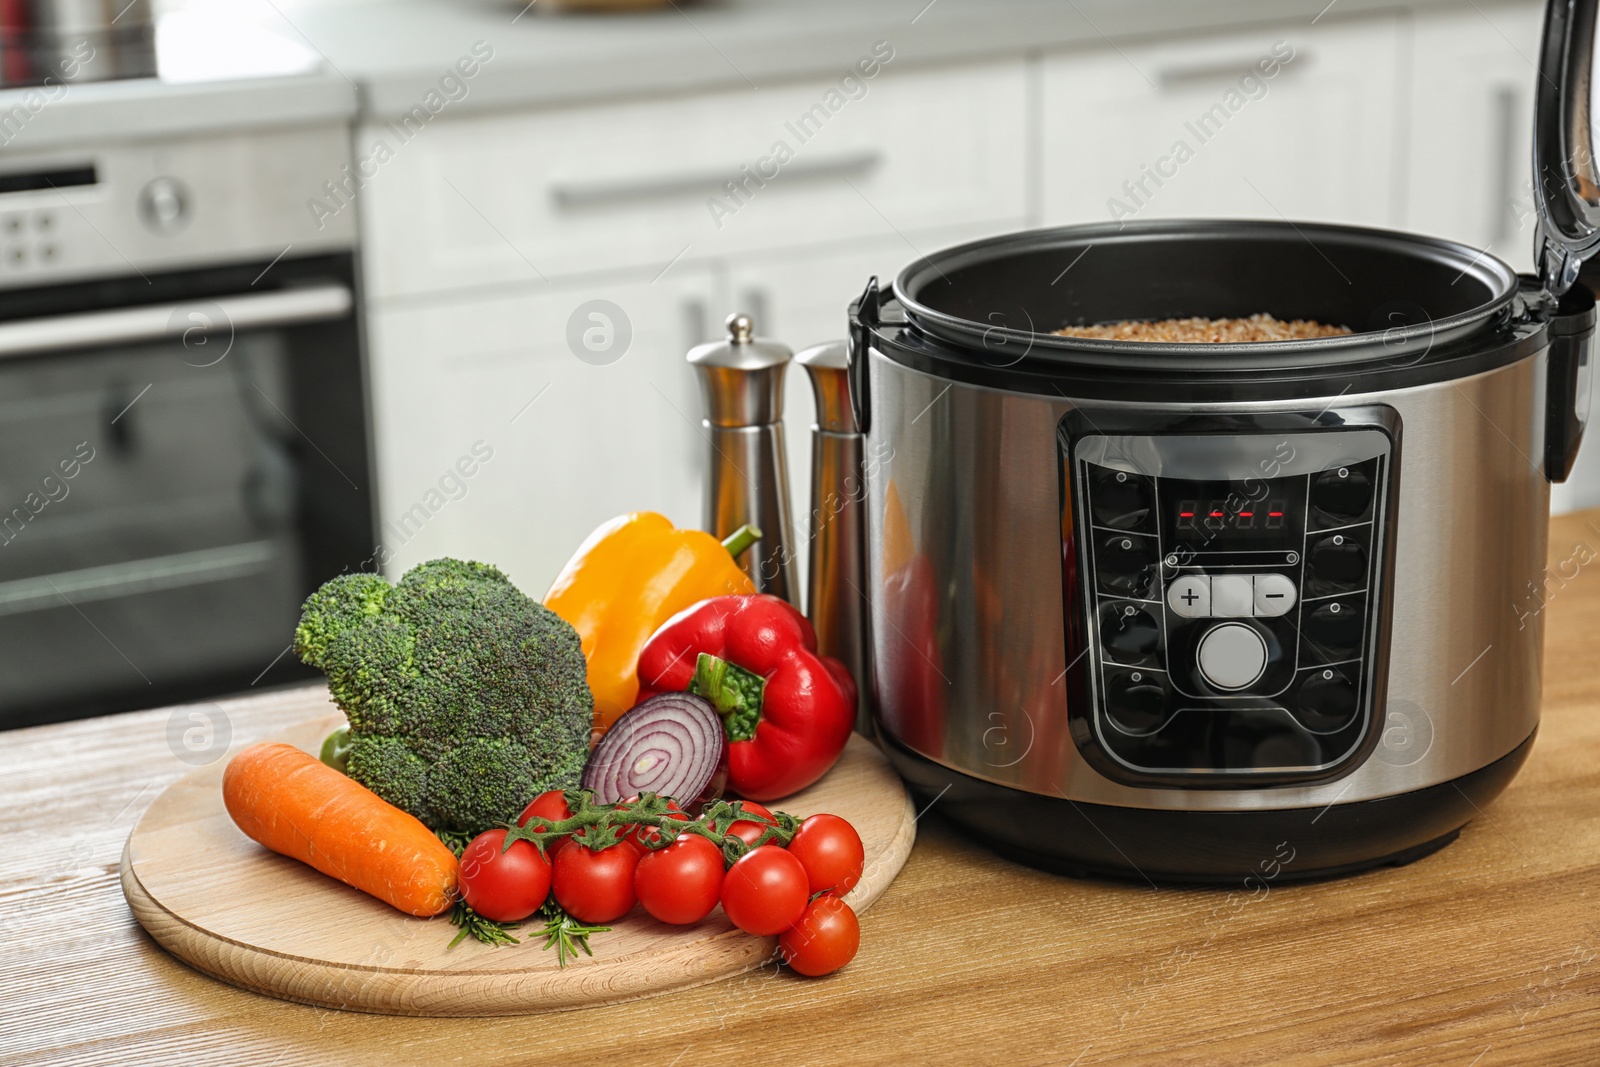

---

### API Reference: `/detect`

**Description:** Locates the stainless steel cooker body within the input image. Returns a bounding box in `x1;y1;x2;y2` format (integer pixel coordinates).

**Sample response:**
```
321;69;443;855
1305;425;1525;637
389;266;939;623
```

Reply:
864;342;1548;813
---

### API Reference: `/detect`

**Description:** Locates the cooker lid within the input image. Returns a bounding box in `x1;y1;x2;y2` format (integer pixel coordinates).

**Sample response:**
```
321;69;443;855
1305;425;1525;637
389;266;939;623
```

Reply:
1535;0;1600;293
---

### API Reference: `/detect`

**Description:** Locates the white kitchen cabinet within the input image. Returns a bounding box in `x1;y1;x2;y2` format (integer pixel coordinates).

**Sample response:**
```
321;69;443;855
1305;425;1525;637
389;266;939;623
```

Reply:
1405;2;1544;274
1039;15;1402;228
365;266;721;594
356;59;1029;300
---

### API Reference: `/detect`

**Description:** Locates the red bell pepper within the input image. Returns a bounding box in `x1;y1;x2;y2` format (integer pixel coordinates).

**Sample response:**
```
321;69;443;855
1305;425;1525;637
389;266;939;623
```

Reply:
636;594;856;801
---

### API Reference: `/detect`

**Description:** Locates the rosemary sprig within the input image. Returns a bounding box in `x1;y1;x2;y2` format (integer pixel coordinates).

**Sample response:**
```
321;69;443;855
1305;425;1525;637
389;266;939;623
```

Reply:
448;901;522;948
537;899;609;967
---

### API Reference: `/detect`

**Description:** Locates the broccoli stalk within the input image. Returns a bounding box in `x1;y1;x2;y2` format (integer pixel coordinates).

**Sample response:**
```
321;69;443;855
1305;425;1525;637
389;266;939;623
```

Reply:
294;558;593;836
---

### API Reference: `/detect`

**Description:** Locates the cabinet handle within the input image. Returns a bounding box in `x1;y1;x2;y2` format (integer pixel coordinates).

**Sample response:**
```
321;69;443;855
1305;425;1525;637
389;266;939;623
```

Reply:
1488;84;1518;248
1155;54;1306;90
0;284;350;359
551;151;883;211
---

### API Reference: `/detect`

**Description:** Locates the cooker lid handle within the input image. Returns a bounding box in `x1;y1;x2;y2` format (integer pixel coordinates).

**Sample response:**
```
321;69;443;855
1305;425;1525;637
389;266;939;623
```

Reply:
1534;0;1600;294
846;276;880;435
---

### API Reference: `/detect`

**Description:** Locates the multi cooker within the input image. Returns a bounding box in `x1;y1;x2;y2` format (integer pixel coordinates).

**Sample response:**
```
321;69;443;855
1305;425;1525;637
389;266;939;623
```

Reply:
847;0;1600;881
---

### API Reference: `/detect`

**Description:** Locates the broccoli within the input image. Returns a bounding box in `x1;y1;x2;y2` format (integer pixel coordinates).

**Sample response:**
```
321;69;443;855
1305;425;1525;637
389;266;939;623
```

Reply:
294;558;592;836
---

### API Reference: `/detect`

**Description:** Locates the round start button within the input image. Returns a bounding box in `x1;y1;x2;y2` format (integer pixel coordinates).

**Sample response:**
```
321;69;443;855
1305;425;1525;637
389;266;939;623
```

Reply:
1196;622;1268;691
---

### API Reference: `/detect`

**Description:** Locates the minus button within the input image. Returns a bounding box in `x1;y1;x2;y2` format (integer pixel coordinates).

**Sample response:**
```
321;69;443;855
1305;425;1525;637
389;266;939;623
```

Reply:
1252;573;1298;617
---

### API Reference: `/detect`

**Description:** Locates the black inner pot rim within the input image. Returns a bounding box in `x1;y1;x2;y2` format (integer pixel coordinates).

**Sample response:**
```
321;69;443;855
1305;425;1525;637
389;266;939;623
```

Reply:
891;220;1524;366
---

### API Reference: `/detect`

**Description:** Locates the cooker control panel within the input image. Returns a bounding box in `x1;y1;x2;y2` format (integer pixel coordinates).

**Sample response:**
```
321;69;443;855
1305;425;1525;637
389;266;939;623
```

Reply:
1066;426;1394;784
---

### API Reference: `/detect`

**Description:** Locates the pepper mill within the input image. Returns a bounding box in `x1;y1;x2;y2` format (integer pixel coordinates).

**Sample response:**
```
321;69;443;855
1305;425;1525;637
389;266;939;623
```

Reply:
795;339;870;733
688;313;796;603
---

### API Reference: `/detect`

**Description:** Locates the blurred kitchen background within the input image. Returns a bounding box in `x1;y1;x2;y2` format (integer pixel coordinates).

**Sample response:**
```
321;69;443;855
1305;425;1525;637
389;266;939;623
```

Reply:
0;0;1582;726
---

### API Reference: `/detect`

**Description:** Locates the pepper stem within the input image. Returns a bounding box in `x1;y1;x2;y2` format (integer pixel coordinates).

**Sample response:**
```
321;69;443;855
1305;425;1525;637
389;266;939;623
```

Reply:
720;524;762;560
690;652;765;742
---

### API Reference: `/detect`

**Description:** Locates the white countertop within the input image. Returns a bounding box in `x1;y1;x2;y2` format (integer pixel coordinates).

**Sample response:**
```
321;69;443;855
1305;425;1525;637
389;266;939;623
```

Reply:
0;74;356;150
0;0;1486;147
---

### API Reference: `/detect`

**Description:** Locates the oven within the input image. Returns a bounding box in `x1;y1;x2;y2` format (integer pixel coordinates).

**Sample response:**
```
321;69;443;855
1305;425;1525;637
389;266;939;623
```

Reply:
0;122;374;728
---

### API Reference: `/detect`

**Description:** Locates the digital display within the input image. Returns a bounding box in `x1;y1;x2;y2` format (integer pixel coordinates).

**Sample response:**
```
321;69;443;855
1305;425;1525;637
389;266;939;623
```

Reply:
1162;476;1305;544
1175;498;1290;533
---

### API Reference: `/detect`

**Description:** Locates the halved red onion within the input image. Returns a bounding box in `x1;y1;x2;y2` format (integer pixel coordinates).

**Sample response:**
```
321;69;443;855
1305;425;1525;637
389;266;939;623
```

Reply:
582;693;727;807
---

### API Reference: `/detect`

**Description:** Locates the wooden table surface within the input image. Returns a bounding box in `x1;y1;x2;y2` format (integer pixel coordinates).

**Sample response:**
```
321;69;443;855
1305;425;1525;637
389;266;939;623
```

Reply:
5;512;1600;1067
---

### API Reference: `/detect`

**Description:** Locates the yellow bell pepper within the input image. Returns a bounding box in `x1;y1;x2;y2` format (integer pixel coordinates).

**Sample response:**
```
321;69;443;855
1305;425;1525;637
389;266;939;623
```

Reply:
544;512;759;733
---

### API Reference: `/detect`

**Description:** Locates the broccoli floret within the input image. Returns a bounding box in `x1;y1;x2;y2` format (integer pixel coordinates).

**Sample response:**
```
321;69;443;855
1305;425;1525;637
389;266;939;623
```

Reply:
295;559;593;836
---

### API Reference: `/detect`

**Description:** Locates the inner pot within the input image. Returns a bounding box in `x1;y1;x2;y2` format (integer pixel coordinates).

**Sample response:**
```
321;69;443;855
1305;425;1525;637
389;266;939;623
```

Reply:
893;219;1522;371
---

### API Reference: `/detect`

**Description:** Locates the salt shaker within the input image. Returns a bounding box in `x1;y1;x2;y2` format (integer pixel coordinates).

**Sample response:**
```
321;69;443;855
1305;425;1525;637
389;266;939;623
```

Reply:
687;313;796;603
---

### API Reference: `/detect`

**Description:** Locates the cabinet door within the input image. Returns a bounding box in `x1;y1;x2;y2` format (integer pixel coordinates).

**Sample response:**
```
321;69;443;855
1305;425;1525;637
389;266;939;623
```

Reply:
1405;3;1544;274
365;267;721;592
1040;17;1401;227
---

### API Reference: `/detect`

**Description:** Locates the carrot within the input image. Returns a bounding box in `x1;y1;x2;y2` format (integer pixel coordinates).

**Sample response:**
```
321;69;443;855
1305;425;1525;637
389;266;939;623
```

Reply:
222;742;459;917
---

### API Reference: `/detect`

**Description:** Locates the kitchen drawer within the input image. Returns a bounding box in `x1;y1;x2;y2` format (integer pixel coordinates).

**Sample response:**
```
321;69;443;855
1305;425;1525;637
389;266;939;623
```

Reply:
358;60;1028;299
1040;15;1401;228
366;267;720;592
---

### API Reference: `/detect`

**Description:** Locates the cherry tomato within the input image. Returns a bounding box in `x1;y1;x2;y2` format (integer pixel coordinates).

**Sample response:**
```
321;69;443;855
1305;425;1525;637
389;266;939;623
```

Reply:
517;790;571;830
779;893;860;977
720;845;808;935
623;796;689;851
552;843;639;924
726;801;778;847
786;813;865;895
517;790;573;859
634;833;724;924
458;829;551;923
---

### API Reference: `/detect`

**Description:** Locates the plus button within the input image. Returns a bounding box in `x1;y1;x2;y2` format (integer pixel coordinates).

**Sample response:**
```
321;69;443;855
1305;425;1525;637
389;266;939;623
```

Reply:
1166;575;1211;618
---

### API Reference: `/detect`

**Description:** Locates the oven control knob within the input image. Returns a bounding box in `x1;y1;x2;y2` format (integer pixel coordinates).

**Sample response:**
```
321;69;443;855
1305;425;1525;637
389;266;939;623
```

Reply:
139;177;191;233
1311;464;1373;522
1196;622;1268;691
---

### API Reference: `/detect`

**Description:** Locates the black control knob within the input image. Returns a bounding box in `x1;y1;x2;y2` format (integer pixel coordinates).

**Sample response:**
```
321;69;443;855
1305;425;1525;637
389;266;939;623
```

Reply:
1105;671;1167;733
1303;600;1363;660
1100;603;1160;660
1090;468;1153;531
1311;463;1374;522
1296;671;1358;731
1308;533;1367;592
1097;534;1158;598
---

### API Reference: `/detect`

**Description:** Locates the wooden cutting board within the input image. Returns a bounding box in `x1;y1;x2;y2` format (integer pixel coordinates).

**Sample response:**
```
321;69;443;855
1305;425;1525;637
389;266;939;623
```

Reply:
120;714;916;1017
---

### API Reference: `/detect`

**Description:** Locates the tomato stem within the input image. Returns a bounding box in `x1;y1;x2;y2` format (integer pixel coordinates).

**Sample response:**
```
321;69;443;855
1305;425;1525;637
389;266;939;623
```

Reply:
499;792;798;864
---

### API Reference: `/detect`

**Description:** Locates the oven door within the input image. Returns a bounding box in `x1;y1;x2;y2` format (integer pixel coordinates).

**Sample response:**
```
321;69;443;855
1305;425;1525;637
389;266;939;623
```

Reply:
0;255;373;727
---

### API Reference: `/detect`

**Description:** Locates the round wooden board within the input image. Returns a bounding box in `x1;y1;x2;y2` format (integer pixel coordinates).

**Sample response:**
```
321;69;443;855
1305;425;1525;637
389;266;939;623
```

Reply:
121;715;916;1017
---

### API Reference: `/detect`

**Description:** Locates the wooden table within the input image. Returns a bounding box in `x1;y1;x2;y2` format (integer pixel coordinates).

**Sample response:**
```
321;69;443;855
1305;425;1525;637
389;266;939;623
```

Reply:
6;512;1600;1067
